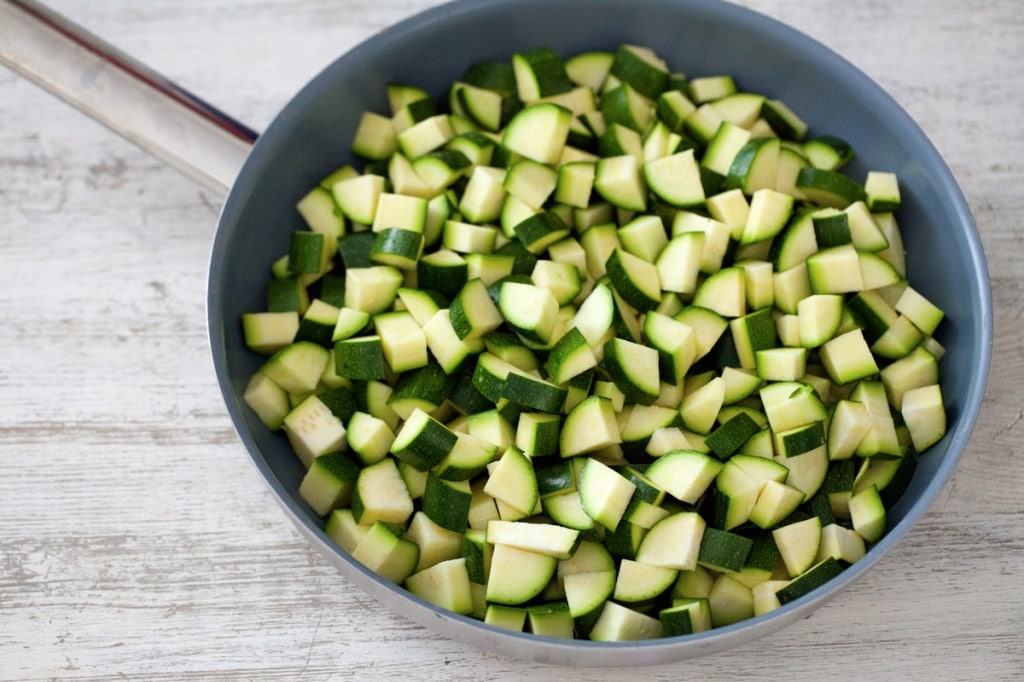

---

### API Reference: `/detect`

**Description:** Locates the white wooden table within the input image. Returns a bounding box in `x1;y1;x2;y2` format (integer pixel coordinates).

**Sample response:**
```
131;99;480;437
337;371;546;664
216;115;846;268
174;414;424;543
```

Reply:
1;1;1021;679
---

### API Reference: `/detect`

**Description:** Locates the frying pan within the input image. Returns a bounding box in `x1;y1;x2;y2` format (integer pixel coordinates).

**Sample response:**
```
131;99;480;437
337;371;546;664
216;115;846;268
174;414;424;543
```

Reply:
0;0;991;667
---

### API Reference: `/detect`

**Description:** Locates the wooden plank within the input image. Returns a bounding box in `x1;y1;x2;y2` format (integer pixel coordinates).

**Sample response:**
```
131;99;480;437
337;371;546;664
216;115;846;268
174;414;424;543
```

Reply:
1;1;1022;679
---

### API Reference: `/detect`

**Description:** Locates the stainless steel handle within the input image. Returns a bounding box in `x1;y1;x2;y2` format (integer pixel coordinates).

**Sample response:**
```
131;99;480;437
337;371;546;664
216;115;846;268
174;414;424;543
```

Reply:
0;0;258;195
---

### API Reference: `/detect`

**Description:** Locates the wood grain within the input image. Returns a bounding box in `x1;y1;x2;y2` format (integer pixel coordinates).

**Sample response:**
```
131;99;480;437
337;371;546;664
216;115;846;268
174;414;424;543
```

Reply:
1;1;1022;680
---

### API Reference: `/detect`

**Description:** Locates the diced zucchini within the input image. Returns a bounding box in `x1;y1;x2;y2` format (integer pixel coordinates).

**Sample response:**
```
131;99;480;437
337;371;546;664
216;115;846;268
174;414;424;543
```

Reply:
243;372;291;431
706;188;751;240
502;102;572;165
544;327;598;385
774;557;844;604
560;396;621;458
298;451;361;516
730;307;777;370
708;574;755;627
661;597;713;636
895;286;945;336
526;602;575;639
486;543;558;605
797;294;844;348
603;337;661;405
728;137;780;196
374;311;428;373
864;170;901;211
595;154;647;212
563;568;616;625
901;383;947;452
589;601;665;642
820;329;879;386
543;489;596;531
578;458;637;531
848;484;887;543
645;148;705;207
483;446;539;517
391;408;458;471
635;512;706;571
702;121;752;176
772;516;822;577
260;341;330;396
351;521;420;584
644;450;722;505
761;98;808;141
689;74;737;103
346;411;396;465
332;173;385;225
656;231;705;296
345;266;404;314
614;559;678;603
505;157;557;207
693;266;746;319
698;527;753;573
498;280;560;344
705;412;762;460
351;457;414;527
796;167;865;208
240;42;952;641
816;522;867;565
749;480;805;529
680;376;726;435
487;520;580;560
324;508;371;554
531;258;582;305
501;372;568;414
282;394;348;467
484;602;526;632
243;311;300;355
421;309;484;374
406;557;475;615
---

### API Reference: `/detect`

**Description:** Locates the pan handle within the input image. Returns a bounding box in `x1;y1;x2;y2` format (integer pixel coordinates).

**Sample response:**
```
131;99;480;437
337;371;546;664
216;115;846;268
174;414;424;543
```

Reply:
0;0;258;195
